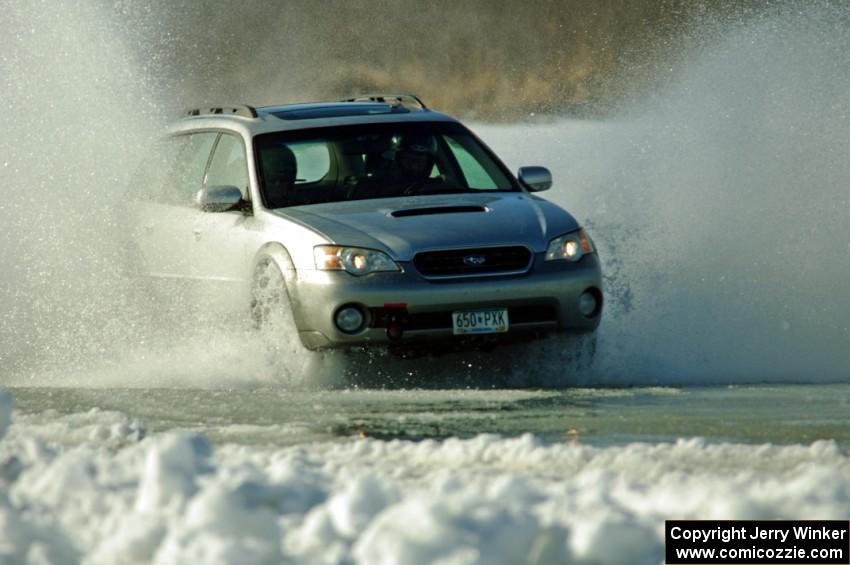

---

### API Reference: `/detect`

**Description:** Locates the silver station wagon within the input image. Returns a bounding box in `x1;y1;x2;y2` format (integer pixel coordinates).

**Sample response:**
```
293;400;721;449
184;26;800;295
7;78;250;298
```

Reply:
130;94;602;352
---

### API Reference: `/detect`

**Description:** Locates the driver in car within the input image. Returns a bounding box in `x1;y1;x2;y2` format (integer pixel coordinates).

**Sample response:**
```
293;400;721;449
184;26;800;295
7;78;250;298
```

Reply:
392;137;436;194
354;135;439;199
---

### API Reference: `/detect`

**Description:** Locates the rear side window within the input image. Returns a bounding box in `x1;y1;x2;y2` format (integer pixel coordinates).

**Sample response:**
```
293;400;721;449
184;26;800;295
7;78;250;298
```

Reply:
129;137;180;202
205;133;249;197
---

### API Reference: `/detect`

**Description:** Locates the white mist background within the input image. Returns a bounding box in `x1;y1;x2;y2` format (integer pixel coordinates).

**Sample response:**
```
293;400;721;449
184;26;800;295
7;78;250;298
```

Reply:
0;2;151;377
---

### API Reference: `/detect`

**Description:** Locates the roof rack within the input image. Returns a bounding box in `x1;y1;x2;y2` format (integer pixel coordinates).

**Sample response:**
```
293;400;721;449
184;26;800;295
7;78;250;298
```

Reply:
341;93;427;110
184;104;258;119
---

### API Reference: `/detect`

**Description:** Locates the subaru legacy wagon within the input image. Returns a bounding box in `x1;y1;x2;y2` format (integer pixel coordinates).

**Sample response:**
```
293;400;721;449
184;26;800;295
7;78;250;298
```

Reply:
129;94;602;352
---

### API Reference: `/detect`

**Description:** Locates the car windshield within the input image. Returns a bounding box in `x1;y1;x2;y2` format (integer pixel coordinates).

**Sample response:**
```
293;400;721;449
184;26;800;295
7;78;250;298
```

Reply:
254;122;518;208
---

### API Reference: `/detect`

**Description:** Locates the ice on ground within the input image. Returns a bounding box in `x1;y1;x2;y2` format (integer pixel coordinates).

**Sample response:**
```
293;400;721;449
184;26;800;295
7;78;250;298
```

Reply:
2;393;850;564
0;389;11;441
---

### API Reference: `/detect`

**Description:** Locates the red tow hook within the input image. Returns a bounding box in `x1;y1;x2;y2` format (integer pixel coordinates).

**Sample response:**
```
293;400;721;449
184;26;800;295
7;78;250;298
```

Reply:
384;303;408;341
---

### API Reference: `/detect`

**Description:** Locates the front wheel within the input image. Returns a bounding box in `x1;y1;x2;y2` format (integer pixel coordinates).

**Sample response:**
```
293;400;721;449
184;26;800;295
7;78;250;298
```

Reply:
250;259;348;387
250;260;308;373
250;259;295;332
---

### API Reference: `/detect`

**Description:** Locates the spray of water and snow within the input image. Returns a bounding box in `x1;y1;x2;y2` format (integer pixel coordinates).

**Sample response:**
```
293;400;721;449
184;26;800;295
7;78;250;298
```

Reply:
1;3;850;563
480;5;850;385
2;3;848;388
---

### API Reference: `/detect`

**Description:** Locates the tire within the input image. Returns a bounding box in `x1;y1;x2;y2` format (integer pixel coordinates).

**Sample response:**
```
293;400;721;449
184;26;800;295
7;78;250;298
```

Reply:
251;259;305;362
251;259;291;328
251;258;303;342
250;259;343;385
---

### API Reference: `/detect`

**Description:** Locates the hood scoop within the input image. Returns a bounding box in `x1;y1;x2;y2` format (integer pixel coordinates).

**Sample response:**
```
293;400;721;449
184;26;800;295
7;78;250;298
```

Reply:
391;205;487;218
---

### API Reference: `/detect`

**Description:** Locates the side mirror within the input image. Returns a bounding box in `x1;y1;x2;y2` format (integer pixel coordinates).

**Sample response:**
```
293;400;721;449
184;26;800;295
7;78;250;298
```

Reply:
196;185;243;212
518;166;552;192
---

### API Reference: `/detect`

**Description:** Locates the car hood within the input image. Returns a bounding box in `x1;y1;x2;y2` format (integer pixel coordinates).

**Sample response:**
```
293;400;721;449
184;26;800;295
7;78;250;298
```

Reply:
272;193;579;261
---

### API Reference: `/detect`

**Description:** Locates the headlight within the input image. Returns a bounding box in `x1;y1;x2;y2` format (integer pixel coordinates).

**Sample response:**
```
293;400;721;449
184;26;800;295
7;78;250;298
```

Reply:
314;245;400;275
545;229;595;262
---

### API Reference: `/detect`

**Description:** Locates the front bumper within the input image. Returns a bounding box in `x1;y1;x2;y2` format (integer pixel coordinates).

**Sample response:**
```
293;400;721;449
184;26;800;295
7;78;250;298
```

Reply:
286;254;603;349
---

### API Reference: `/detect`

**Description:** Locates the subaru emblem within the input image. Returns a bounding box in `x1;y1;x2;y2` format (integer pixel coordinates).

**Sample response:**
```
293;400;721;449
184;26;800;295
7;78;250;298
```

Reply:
463;255;486;266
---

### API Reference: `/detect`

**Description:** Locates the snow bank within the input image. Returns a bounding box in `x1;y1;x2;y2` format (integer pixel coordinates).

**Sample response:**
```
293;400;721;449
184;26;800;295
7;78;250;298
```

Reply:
9;407;143;448
2;405;850;565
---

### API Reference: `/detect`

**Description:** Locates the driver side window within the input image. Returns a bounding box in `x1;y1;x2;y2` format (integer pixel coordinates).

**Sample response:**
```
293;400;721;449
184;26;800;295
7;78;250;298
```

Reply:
205;134;249;198
166;133;217;206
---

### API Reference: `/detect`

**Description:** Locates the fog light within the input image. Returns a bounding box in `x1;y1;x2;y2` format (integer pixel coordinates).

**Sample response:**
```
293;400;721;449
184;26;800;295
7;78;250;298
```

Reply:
579;291;598;317
335;306;365;333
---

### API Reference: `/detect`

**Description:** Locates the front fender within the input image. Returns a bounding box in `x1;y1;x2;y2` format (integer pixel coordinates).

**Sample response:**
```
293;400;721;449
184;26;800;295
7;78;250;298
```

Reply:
253;242;297;287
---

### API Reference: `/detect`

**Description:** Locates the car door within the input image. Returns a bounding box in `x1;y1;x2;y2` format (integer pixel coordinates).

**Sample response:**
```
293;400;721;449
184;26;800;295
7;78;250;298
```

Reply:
190;132;258;307
131;132;217;282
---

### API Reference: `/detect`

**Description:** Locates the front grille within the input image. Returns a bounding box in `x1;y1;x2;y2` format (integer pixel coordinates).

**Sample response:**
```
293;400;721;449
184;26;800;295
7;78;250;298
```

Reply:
413;246;532;278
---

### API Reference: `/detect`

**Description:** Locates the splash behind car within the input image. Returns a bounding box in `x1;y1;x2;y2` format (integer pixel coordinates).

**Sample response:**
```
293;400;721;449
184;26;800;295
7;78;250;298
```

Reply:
130;95;602;352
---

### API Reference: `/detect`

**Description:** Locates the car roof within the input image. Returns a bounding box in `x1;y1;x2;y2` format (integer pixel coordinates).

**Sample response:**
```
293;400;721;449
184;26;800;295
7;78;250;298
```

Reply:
173;98;460;137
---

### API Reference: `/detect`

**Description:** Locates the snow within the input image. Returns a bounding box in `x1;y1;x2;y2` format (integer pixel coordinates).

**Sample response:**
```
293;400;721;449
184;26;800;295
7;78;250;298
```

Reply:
2;388;850;564
9;408;143;448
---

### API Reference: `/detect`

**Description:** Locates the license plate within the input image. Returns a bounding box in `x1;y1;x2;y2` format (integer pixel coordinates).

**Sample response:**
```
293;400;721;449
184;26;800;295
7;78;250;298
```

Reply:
452;308;509;335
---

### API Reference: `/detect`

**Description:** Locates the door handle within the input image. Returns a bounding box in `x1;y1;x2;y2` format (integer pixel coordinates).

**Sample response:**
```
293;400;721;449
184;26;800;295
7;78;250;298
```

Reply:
193;228;202;241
